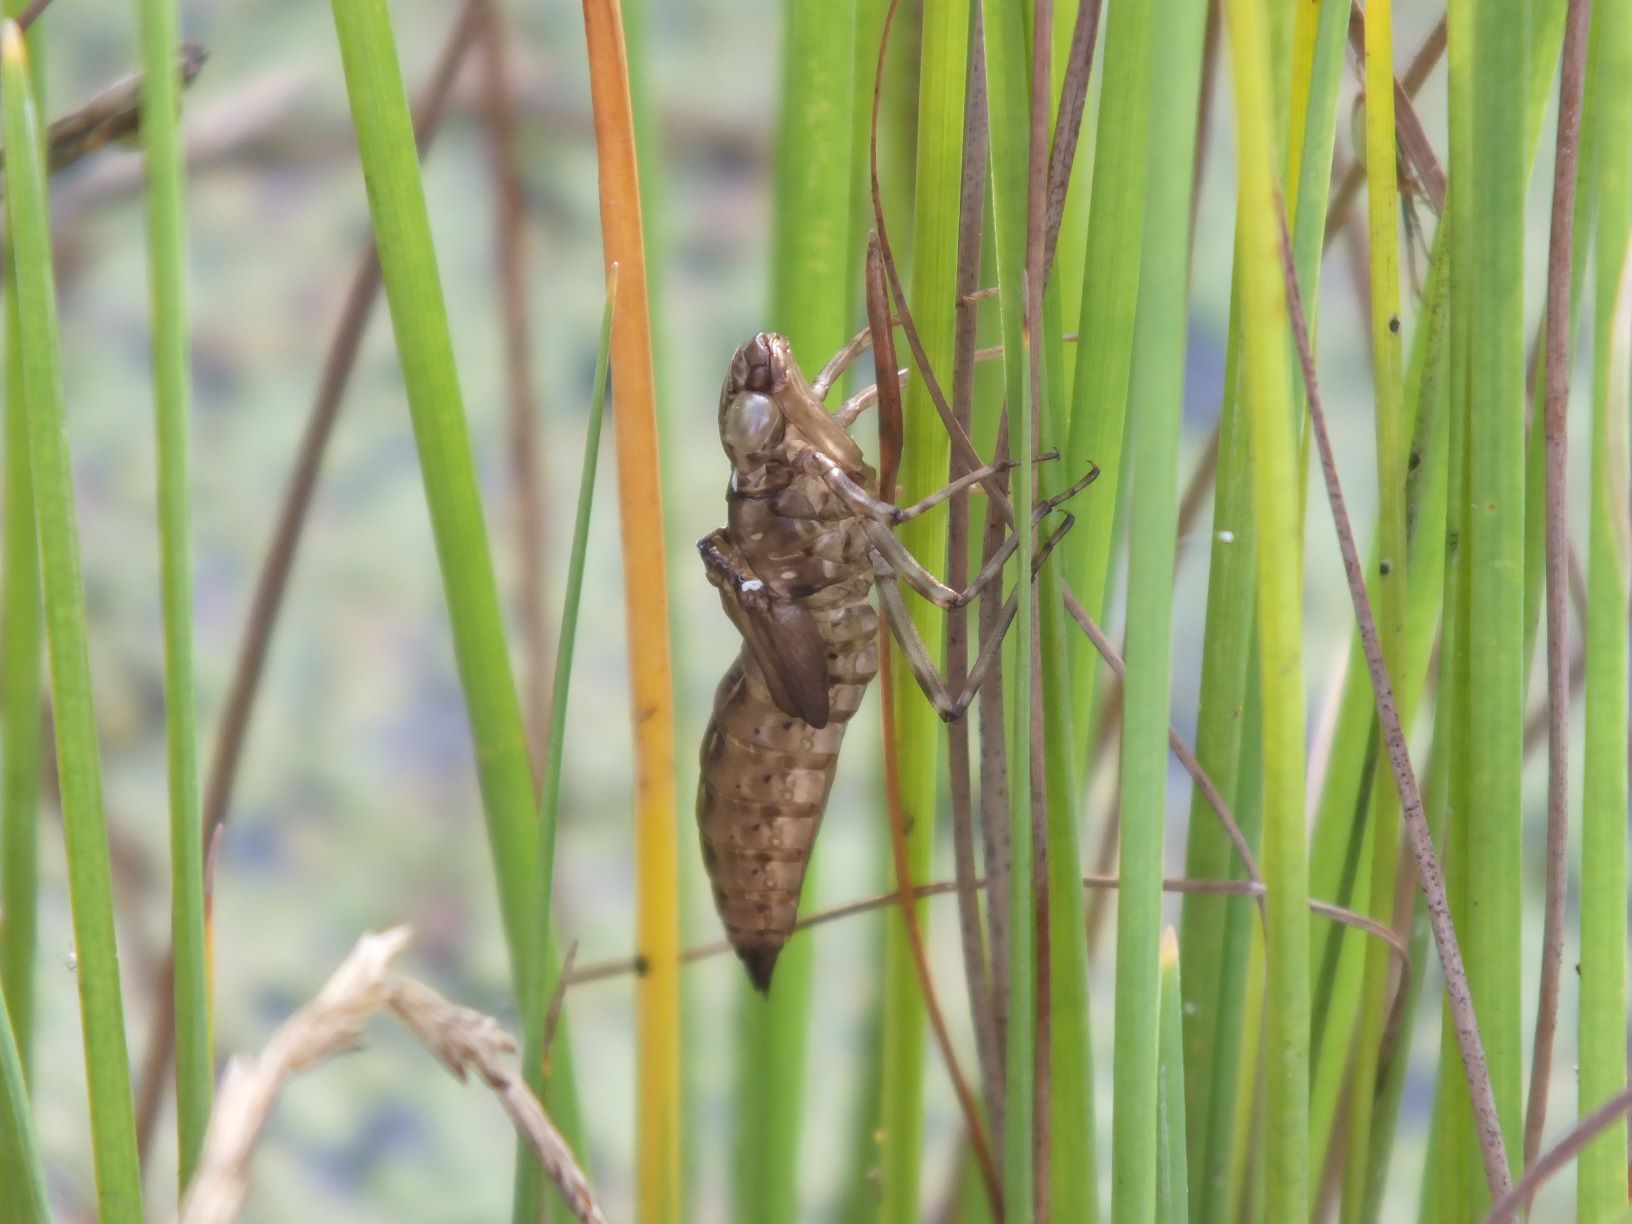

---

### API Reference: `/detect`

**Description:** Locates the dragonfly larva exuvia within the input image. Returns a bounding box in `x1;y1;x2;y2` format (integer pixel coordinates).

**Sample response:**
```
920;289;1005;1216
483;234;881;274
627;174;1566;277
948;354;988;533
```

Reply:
695;327;1094;990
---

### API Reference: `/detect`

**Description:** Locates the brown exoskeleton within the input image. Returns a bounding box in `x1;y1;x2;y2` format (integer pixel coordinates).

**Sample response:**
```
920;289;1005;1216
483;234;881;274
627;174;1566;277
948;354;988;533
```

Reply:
697;331;1092;990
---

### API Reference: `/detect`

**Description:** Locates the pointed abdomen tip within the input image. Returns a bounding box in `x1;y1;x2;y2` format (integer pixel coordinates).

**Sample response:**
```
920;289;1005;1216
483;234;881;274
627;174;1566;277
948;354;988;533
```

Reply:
738;945;781;993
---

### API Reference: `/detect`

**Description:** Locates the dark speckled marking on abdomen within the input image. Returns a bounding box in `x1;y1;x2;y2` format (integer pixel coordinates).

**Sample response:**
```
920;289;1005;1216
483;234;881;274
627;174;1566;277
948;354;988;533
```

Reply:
695;590;879;992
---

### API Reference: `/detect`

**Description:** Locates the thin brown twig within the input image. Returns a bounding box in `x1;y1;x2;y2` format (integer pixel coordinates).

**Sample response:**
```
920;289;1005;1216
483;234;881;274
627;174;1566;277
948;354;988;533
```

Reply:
1523;639;1585;754
1344;3;1445;213
1190;0;1222;238
1483;1084;1632;1224
1062;587;1264;904
1040;0;1103;280
978;416;1014;1074
1523;0;1591;1180
868;234;906;501
945;1;1004;1148
564;873;1408;993
1082;753;1119;952
177;929;605;1224
0;45;208;177
1326;13;1447;240
869;0;1017;531
1399;12;1449;95
133;0;487;1160
477;0;552;769
13;0;52;34
543;940;577;1066
1274;201;1512;1203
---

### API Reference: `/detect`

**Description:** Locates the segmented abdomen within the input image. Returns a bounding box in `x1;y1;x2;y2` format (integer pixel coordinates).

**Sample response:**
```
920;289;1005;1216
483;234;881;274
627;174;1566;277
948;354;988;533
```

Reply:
696;587;877;990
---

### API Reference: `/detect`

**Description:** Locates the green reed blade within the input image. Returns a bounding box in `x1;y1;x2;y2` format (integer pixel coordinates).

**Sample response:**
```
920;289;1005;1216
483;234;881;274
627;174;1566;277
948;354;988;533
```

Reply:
131;0;211;1186
1577;3;1631;1214
1112;0;1206;1214
512;274;615;1224
0;0;42;1085
2;20;142;1219
1156;929;1190;1224
1221;0;1311;1215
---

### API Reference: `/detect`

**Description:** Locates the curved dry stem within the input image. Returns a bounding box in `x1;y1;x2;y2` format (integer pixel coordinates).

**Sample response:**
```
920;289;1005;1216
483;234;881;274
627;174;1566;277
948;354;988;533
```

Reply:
177;928;604;1224
1040;0;1103;279
945;18;1005;1143
1325;14;1447;237
1274;201;1512;1202
1523;0;1590;1178
868;0;1015;529
1339;4;1445;214
1483;1084;1632;1224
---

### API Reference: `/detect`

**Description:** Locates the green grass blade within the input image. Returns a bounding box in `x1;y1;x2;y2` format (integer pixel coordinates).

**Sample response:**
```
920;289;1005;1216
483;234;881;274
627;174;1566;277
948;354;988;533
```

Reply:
1426;3;1562;1209
876;3;967;1220
132;0;211;1186
1303;232;1447;1183
1464;0;1529;1196
1039;278;1095;1222
327;0;539;1010
1285;0;1347;276
328;11;591;1191
980;0;1033;1216
1431;0;1476;1191
0;989;47;1224
1577;4;1631;1213
1;20;142;1219
331;3;590;1193
1177;277;1257;1224
1112;0;1206;1213
1155;928;1189;1224
0;243;40;1081
1046;0;1093;397
1377;9;1566;1207
512;275;615;1224
1060;0;1156;743
1357;293;1453;1221
1366;699;1452;1224
1221;0;1310;1218
1336;4;1409;1213
0;0;43;1083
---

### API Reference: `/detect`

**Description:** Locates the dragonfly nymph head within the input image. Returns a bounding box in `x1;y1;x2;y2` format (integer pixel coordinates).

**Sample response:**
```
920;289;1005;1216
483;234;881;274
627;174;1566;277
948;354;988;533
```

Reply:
718;334;792;492
720;332;866;485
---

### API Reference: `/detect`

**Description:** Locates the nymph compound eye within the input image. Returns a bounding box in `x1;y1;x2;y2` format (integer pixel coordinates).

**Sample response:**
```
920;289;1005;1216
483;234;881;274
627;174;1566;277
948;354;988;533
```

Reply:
721;391;784;465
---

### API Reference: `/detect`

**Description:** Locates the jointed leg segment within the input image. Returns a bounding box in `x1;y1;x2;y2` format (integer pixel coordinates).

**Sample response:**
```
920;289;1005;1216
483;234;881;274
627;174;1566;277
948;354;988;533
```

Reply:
873;510;1078;722
801;445;1058;529
800;318;1099;723
810;457;1096;611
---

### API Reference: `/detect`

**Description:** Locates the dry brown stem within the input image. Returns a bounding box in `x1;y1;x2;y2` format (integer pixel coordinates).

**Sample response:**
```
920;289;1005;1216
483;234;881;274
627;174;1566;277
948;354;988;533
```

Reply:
177;928;605;1224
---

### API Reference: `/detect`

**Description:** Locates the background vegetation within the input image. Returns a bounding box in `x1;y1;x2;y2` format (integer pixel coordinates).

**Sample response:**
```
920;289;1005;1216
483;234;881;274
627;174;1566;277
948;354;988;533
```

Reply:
0;0;1625;1222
